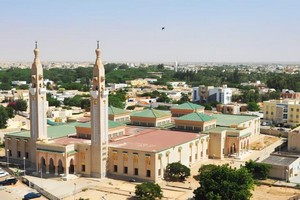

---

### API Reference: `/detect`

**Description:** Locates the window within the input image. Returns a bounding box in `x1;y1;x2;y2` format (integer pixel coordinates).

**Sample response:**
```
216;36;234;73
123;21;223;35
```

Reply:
17;151;21;158
297;109;299;112
25;152;29;159
114;165;118;172
124;166;128;174
9;150;12;156
146;170;151;177
158;169;161;176
291;108;294;111
81;165;86;172
195;153;198;160
189;156;192;162
134;168;138;175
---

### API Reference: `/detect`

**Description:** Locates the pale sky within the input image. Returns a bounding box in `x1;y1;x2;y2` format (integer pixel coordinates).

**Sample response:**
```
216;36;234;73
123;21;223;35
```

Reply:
0;0;300;63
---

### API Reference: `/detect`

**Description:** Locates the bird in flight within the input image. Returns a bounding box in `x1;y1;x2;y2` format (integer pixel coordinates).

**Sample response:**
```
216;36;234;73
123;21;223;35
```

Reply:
162;27;165;30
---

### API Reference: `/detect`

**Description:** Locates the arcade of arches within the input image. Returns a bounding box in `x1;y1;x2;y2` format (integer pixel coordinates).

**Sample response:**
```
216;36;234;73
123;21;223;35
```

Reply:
37;152;75;176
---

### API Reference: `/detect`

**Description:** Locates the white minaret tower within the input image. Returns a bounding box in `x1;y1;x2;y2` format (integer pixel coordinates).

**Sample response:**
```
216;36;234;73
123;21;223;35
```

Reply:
29;42;47;166
90;41;109;178
29;41;47;141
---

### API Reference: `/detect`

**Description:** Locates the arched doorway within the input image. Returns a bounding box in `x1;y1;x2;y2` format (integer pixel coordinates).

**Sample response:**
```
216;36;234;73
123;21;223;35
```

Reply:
230;143;236;154
49;158;55;174
40;157;46;172
69;159;75;174
58;159;64;175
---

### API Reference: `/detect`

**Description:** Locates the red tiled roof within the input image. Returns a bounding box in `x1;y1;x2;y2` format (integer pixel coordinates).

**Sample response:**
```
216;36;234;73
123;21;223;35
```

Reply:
110;129;202;152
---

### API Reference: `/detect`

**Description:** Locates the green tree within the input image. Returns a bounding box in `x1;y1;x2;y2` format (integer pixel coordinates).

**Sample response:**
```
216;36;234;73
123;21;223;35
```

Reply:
244;160;271;180
64;95;82;107
135;182;163;200
15;99;28;112
47;93;61;107
80;98;90;111
247;102;260;111
5;107;14;118
157;93;170;103
0;105;9;129
194;164;254;200
166;162;191;181
8;99;28;112
108;90;126;109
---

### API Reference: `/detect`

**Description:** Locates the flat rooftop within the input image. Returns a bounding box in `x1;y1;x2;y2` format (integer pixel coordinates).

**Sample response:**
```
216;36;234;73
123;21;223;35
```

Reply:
261;155;299;166
110;129;206;152
212;114;259;127
49;137;91;146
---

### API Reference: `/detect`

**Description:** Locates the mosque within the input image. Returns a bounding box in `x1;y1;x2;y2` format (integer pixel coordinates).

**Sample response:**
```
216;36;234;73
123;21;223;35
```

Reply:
4;43;260;182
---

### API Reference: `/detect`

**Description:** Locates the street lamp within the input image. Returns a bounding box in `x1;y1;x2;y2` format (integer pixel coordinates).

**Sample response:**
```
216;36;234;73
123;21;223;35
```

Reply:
6;149;9;168
40;167;43;188
23;157;26;176
286;169;289;182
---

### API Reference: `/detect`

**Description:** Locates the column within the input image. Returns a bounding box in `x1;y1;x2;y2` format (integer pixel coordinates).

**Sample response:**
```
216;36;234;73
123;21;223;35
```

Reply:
46;165;50;174
55;166;58;176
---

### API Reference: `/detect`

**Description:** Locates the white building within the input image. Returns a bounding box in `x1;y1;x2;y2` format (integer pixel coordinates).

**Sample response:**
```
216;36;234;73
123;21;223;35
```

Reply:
193;85;232;104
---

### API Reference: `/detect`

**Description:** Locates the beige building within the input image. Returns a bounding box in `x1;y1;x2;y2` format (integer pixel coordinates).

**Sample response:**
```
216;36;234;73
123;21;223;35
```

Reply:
5;44;214;183
205;114;260;159
174;112;216;132
261;154;300;181
130;109;171;127
170;102;204;117
216;103;247;115
109;129;209;182
108;105;130;123
263;99;300;125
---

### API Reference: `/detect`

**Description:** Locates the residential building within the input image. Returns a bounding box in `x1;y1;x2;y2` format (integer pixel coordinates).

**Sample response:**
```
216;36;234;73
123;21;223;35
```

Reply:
263;99;300;125
193;85;232;104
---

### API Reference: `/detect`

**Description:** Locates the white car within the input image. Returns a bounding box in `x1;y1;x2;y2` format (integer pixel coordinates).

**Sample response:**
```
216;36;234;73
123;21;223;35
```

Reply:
0;171;9;177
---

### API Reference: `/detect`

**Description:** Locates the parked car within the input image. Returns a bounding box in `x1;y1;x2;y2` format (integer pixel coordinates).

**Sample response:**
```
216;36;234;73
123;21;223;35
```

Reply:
23;192;42;200
0;177;18;185
0;170;9;177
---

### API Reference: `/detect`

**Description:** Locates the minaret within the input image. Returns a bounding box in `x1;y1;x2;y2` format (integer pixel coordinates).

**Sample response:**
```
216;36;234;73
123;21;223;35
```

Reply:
29;41;47;141
90;41;109;178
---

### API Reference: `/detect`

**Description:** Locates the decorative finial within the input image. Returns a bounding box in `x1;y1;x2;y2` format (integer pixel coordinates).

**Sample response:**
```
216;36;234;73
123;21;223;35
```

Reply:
35;41;38;49
97;40;99;49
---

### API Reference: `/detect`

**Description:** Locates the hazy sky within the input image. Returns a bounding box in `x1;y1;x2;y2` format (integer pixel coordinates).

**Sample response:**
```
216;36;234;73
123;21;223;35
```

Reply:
1;0;300;63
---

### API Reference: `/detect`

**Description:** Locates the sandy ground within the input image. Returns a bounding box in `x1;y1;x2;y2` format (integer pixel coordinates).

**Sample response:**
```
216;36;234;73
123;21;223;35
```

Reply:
252;185;300;200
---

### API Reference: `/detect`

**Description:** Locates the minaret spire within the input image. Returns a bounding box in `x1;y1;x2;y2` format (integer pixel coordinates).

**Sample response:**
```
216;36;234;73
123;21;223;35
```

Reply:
35;41;38;49
90;42;108;178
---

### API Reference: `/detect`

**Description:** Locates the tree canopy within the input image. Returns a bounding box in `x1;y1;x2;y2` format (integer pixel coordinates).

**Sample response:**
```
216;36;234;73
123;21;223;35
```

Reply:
8;99;28;112
244;160;271;180
194;164;254;200
166;162;191;181
135;182;163;200
0;105;9;129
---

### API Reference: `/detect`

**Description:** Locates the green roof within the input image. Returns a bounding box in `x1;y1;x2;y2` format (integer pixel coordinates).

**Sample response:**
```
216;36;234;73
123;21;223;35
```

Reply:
6;123;77;139
177;112;215;122
73;120;125;129
130;109;171;118
171;102;204;110
6;120;125;139
108;106;130;115
212;114;259;127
